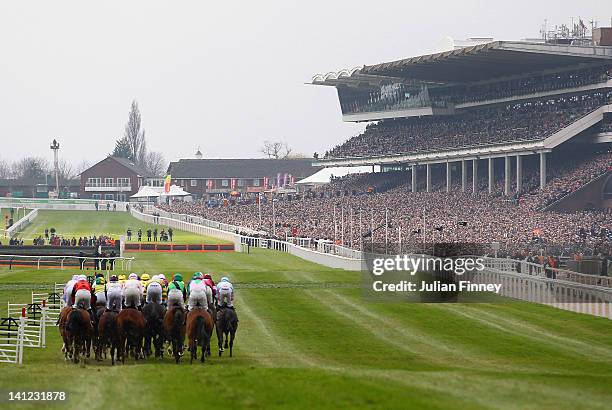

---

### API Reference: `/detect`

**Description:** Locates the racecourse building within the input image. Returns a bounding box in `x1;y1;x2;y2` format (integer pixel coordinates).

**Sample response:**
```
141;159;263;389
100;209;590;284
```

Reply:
311;38;612;210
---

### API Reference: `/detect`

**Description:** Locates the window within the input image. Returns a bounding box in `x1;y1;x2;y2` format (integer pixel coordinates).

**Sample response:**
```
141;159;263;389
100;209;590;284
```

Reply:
104;177;114;186
87;177;101;186
237;179;245;187
117;193;127;202
117;177;130;187
253;178;260;187
191;180;197;187
222;179;229;187
92;194;101;199
104;193;114;200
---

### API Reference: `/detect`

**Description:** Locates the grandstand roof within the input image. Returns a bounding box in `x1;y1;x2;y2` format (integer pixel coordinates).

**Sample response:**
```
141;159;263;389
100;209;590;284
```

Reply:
312;41;612;85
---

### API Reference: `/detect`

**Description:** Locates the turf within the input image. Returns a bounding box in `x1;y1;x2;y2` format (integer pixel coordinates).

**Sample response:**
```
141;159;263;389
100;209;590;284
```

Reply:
0;215;612;409
12;210;227;245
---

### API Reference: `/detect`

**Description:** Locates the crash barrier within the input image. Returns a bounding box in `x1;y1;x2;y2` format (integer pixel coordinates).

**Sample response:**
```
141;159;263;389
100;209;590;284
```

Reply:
124;243;234;252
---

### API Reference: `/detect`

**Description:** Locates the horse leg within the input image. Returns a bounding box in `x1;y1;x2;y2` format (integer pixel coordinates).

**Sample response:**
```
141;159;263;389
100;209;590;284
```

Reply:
217;326;224;356
190;338;195;364
224;331;229;349
229;330;235;358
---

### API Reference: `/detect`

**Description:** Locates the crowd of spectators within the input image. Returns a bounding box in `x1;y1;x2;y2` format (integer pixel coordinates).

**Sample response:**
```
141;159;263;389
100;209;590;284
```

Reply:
326;90;612;159
338;66;611;115
159;148;612;257
30;232;116;247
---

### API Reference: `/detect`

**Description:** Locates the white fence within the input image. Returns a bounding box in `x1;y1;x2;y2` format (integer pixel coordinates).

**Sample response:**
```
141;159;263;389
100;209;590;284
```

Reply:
6;303;47;348
0;316;25;364
0;198;128;212
4;208;38;238
130;207;240;247
32;292;62;326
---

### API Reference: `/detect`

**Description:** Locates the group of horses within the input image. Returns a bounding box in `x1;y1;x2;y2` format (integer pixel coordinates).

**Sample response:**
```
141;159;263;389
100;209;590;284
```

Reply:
58;300;238;365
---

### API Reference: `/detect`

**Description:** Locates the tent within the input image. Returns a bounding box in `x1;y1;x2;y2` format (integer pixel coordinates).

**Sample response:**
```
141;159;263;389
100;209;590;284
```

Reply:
296;166;379;186
130;185;161;199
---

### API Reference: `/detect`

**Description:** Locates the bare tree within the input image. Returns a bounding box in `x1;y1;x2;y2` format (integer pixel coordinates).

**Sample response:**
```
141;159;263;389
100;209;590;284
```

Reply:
0;159;10;178
56;159;75;180
124;100;146;164
11;157;50;180
142;151;166;177
76;160;92;175
261;141;293;159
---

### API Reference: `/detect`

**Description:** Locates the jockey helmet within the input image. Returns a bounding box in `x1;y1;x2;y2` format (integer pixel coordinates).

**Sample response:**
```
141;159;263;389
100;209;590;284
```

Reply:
141;273;150;281
220;277;229;283
118;274;126;281
158;274;166;280
173;273;183;282
128;273;138;280
110;275;118;282
78;274;87;281
203;273;212;280
193;272;203;279
71;275;79;281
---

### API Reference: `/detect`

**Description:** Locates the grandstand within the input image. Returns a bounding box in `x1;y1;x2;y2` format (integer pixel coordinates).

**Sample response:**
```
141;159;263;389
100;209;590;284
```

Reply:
311;40;612;198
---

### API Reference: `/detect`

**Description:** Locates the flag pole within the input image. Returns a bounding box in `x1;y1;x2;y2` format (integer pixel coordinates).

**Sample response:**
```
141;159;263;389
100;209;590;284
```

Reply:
385;208;388;254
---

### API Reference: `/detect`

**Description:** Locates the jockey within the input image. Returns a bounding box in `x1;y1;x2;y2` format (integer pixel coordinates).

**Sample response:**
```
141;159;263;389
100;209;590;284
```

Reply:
167;273;186;309
118;274;127;285
145;275;164;305
217;276;234;309
203;273;217;303
123;273;143;308
187;272;208;310
141;273;150;295
106;275;123;312
63;275;79;307
93;277;107;307
72;275;92;310
158;273;169;288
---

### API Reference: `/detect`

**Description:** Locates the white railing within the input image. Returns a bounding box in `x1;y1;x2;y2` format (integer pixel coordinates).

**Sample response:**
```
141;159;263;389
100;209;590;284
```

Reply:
130;207;240;246
0;316;25;364
6;303;47;348
0;198;129;212
5;208;38;238
0;254;134;271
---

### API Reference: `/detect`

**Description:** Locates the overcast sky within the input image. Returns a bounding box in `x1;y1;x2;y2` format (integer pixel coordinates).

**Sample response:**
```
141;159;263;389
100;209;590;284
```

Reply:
0;0;610;167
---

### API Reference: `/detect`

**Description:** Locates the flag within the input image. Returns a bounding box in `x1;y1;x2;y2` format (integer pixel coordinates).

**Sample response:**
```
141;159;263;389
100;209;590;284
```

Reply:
207;179;213;189
164;175;171;193
231;179;237;189
276;173;282;187
290;175;295;185
263;177;269;188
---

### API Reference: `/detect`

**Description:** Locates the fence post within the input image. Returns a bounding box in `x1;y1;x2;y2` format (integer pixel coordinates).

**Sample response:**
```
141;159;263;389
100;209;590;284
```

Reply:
17;314;25;365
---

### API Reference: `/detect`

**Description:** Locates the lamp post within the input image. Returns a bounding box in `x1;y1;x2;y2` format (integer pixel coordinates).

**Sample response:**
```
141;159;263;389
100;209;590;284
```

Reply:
50;139;60;195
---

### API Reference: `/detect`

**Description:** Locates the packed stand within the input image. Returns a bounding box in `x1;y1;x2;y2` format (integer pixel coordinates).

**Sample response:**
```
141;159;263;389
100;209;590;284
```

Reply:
326;90;612;159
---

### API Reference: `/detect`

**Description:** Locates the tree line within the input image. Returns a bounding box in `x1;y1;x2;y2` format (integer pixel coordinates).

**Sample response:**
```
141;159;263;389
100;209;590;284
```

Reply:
0;100;167;181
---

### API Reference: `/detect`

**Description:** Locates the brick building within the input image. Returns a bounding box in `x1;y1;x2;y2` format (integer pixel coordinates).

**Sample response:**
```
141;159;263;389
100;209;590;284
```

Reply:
166;158;319;199
79;156;154;201
0;178;80;198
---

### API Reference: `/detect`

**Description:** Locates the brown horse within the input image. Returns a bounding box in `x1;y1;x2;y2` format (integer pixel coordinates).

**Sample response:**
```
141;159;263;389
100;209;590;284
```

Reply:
65;308;94;363
58;306;73;360
163;307;186;364
116;308;145;363
186;309;214;364
93;305;107;360
97;310;119;365
216;307;238;357
142;303;166;359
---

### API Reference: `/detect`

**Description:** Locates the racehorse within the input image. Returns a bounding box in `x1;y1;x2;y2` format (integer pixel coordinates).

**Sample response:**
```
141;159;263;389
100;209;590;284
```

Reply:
163;307;186;364
186;308;214;363
116;308;146;363
65;308;94;364
58;306;73;360
142;303;166;359
93;305;107;360
216;307;238;357
97;310;119;365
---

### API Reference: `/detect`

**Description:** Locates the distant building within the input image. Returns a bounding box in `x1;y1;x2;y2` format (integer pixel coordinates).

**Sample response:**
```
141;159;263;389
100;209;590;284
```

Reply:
79;156;157;201
167;158;320;199
0;178;80;198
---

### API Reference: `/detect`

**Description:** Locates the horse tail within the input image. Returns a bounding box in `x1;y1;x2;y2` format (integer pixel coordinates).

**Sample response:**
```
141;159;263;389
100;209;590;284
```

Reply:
195;315;205;342
172;308;183;337
66;309;81;334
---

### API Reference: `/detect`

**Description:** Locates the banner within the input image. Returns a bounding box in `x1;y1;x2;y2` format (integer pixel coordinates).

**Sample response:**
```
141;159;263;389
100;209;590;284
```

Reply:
207;179;214;189
231;179;237;189
164;175;171;194
263;177;269;188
